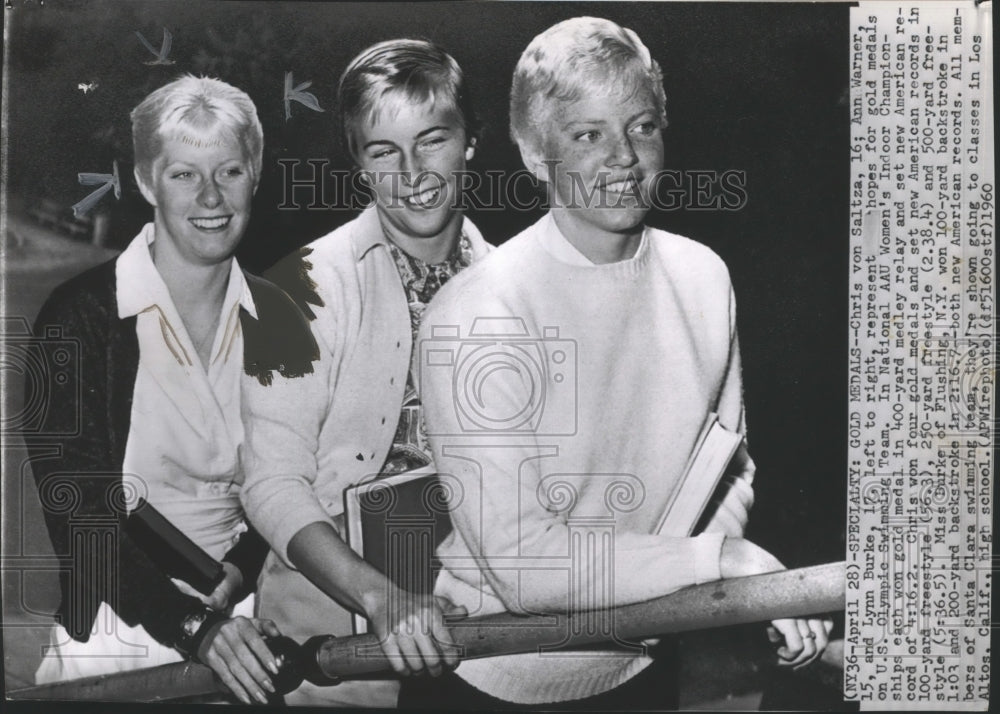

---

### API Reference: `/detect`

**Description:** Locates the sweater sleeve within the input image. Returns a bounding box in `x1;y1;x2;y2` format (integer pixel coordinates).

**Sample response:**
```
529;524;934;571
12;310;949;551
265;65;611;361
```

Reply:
240;362;338;564
239;259;339;565
418;295;726;616
701;285;756;538
28;277;209;646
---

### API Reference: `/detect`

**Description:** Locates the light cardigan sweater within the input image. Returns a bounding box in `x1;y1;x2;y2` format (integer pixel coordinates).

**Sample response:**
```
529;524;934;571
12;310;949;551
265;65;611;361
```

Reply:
241;205;492;562
239;206;491;705
416;214;755;704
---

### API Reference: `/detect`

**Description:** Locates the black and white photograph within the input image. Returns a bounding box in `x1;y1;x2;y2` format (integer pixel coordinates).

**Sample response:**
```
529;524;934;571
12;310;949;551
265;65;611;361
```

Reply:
1;1;992;710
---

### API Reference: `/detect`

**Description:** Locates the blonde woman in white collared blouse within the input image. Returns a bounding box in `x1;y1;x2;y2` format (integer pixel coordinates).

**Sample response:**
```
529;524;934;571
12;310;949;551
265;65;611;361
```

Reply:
29;75;317;705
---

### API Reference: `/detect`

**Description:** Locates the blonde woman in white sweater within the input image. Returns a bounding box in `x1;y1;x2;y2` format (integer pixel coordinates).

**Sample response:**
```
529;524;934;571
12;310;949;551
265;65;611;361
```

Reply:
404;16;833;709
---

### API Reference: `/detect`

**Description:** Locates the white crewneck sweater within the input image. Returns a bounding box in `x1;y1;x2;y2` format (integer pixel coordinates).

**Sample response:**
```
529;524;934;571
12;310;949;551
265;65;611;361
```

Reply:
416;214;754;704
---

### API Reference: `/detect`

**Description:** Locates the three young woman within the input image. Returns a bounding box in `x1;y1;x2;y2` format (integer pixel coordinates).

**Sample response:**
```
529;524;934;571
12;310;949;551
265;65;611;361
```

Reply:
31;23;830;711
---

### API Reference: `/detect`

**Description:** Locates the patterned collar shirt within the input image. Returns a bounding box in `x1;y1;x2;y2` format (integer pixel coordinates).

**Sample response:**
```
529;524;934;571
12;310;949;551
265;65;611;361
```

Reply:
382;231;474;475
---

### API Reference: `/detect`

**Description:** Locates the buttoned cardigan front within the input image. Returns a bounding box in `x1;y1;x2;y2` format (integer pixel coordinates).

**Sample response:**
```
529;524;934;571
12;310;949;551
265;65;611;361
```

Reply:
240;206;493;564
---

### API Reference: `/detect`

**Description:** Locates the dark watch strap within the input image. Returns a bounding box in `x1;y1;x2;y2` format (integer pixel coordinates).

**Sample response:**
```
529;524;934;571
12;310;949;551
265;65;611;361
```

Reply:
174;607;228;660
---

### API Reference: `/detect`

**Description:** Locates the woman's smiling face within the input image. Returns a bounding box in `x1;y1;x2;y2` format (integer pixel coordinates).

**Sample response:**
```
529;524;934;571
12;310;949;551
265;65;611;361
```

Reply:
137;130;256;267
532;82;664;243
353;99;474;243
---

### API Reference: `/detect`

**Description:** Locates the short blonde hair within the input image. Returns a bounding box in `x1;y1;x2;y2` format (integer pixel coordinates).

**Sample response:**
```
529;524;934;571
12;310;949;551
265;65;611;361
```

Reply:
131;75;263;183
338;39;480;160
509;17;667;151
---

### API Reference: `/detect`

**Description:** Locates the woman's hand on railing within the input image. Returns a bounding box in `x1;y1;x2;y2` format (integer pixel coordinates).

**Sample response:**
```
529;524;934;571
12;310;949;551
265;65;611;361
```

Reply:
364;587;465;678
719;537;833;669
767;615;833;669
197;617;281;705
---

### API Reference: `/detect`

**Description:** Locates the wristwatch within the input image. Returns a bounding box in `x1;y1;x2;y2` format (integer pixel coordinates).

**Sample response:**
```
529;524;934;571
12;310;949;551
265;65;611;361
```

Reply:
181;609;210;639
175;606;226;660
